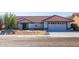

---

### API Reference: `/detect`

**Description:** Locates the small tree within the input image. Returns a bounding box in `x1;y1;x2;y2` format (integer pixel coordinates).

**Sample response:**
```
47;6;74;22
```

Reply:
4;13;17;30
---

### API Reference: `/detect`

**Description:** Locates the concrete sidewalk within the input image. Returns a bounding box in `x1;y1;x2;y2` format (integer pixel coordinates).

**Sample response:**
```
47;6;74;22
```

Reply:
49;32;79;37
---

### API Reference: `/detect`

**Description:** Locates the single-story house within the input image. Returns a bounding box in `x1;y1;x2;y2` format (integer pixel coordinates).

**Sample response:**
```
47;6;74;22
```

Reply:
16;15;74;32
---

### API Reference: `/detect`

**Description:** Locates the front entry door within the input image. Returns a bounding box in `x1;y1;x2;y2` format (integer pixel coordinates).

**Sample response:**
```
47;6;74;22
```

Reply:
22;23;28;30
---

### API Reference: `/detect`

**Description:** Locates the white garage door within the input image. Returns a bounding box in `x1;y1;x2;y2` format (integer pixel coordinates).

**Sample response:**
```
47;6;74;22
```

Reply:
48;24;67;32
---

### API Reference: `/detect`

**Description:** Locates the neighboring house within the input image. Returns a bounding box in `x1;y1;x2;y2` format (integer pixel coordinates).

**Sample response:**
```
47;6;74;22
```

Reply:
72;13;79;27
16;15;73;32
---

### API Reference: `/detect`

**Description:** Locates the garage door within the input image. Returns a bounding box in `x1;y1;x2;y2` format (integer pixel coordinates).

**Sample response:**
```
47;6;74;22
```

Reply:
48;24;67;32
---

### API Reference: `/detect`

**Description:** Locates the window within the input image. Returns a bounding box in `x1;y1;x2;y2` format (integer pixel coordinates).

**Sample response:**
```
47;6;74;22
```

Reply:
59;22;61;24
61;22;66;24
52;22;54;24
61;22;63;24
57;22;59;24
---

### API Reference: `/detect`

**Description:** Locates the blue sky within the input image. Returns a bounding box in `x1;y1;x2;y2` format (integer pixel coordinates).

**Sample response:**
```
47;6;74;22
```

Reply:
0;12;73;17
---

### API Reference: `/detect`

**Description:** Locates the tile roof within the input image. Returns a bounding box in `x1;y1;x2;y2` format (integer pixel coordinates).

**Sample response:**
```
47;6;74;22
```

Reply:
16;16;49;23
16;15;73;23
16;16;31;23
43;15;73;22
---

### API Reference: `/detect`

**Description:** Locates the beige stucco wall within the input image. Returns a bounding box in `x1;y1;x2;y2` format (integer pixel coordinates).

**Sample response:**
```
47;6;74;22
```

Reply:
73;16;79;27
